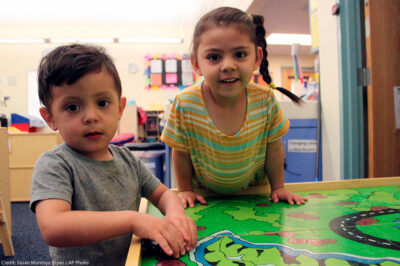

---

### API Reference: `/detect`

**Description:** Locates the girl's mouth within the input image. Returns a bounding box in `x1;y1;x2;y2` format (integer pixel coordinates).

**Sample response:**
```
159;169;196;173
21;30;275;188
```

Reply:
221;78;239;83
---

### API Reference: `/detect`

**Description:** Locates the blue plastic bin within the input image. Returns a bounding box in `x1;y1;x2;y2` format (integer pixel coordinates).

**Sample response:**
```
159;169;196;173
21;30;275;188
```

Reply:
131;151;165;182
126;142;166;184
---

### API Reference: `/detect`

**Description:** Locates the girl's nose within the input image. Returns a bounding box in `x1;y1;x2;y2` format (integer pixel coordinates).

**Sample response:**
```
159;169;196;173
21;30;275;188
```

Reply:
221;58;237;72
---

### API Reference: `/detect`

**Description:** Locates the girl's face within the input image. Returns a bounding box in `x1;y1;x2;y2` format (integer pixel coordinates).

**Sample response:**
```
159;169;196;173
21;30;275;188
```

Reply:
191;25;262;99
40;69;126;161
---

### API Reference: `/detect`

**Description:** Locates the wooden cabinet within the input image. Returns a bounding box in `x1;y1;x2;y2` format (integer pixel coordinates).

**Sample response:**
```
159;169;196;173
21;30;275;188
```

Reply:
0;128;11;233
8;132;62;202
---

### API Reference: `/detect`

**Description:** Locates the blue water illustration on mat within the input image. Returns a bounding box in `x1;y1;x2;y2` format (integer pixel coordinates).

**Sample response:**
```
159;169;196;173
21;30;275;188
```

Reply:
189;230;400;265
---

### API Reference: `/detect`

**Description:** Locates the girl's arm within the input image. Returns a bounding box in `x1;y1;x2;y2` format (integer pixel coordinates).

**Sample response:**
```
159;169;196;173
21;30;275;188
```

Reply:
172;148;206;208
265;139;307;204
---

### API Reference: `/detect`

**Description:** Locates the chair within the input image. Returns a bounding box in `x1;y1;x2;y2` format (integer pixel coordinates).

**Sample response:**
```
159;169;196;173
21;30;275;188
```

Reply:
0;194;14;256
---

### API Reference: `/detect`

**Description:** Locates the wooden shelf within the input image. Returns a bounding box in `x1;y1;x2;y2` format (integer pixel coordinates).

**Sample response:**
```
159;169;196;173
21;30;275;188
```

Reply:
8;132;63;202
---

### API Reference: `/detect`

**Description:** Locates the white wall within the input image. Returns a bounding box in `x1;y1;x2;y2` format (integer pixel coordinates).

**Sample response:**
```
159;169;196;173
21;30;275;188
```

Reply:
0;13;339;181
0;25;194;117
317;0;341;181
0;24;315;115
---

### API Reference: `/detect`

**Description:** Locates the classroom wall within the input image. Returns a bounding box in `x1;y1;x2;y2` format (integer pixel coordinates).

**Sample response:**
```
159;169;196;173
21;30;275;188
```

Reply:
0;24;194;116
0;18;332;179
317;0;341;181
0;24;315;115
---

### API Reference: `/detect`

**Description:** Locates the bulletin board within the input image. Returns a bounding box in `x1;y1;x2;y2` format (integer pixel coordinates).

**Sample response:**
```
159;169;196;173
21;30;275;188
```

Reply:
144;54;198;90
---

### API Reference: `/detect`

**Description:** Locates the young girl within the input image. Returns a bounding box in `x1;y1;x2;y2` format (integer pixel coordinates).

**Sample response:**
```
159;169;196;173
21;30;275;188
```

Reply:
161;7;307;208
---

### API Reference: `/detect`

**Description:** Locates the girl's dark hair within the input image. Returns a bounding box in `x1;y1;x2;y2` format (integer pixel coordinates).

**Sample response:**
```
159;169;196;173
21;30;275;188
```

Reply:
192;7;303;104
38;43;122;109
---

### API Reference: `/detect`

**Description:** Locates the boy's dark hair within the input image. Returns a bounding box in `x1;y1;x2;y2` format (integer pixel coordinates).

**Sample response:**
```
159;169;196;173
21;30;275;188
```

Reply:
192;7;302;104
38;43;122;109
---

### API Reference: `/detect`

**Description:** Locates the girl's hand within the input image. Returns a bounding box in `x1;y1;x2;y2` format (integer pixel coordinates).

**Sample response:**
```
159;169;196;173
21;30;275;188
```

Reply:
270;187;308;205
178;190;207;208
165;212;197;251
131;212;186;258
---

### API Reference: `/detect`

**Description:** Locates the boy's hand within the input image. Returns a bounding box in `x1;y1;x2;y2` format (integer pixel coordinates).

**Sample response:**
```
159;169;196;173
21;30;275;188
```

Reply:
270;187;308;205
165;212;197;251
178;190;207;208
131;212;186;258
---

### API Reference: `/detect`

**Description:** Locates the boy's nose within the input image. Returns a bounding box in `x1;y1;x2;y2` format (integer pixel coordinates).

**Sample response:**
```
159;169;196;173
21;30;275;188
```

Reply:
83;107;99;124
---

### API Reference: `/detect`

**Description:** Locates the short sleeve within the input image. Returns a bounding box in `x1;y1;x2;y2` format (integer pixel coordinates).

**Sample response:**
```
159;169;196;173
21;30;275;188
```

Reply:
30;152;74;212
266;93;290;142
160;94;190;152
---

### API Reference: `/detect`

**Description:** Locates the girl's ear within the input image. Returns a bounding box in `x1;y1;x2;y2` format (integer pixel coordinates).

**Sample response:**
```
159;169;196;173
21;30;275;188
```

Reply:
40;107;58;131
190;53;202;76
254;46;263;71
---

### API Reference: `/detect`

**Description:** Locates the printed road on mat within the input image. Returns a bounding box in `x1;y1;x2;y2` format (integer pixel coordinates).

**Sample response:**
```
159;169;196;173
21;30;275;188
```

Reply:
141;185;400;265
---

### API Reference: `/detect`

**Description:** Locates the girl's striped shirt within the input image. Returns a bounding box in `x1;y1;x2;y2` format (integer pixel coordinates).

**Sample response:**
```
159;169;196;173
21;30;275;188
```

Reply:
161;82;289;193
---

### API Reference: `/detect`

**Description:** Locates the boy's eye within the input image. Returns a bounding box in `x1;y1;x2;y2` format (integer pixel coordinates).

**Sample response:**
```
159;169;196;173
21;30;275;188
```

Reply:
98;100;110;107
206;54;220;61
235;51;247;58
65;104;79;112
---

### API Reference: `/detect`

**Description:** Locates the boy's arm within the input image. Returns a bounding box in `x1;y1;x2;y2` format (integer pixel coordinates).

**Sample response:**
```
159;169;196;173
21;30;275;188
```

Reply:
172;149;206;208
35;195;189;258
35;199;136;247
265;139;307;204
147;183;197;251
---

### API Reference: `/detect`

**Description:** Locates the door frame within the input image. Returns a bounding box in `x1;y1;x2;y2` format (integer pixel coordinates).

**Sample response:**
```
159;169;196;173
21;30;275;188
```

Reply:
338;0;366;179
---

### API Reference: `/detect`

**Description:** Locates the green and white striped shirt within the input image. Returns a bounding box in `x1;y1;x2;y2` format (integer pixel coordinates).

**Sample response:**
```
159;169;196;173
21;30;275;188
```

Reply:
161;82;289;193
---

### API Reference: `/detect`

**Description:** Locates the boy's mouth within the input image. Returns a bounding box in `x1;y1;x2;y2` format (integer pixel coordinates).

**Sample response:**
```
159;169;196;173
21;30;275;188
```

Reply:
84;131;103;139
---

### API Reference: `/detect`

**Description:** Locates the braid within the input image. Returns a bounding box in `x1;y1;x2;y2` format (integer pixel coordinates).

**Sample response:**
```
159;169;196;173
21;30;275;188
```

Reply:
252;15;303;105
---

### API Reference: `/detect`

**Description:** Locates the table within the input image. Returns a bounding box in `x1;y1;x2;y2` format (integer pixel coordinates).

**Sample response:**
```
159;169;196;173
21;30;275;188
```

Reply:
125;177;400;265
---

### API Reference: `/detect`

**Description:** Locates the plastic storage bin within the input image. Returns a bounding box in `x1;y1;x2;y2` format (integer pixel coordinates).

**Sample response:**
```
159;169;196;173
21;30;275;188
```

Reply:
282;119;319;183
125;142;166;184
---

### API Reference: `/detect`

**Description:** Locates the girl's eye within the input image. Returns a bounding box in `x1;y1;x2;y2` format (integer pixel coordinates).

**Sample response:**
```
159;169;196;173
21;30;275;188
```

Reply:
235;51;247;58
65;104;79;112
98;100;110;107
207;54;220;61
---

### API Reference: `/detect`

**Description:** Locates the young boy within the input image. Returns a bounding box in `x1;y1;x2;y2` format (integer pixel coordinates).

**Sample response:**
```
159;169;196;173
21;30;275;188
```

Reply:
30;44;197;265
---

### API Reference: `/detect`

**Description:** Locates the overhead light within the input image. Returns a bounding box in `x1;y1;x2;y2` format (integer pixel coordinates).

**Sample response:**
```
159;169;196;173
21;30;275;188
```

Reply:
0;37;184;44
0;38;45;44
50;38;78;44
51;38;115;44
266;34;311;46
78;38;115;44
119;37;183;44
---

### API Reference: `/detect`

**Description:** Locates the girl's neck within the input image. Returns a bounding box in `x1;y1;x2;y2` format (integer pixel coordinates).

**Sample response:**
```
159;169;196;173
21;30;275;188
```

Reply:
201;82;247;136
202;82;246;109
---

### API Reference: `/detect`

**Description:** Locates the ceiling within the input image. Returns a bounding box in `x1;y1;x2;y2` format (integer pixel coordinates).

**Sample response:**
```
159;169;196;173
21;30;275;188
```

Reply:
0;0;252;26
248;0;311;55
0;0;311;55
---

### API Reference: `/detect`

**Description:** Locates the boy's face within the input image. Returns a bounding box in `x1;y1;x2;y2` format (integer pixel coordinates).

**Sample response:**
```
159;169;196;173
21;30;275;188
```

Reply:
40;68;126;161
191;25;262;100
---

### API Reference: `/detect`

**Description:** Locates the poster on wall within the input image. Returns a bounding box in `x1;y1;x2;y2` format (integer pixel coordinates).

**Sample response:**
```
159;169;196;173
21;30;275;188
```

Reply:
144;54;198;90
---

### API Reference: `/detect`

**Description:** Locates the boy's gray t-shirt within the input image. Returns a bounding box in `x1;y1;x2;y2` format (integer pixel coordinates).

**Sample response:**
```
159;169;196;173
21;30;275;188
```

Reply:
30;143;160;266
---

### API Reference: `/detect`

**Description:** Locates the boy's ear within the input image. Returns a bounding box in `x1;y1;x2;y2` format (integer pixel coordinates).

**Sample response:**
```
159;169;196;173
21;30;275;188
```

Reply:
40;107;58;131
118;97;127;120
190;53;202;76
254;46;263;71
